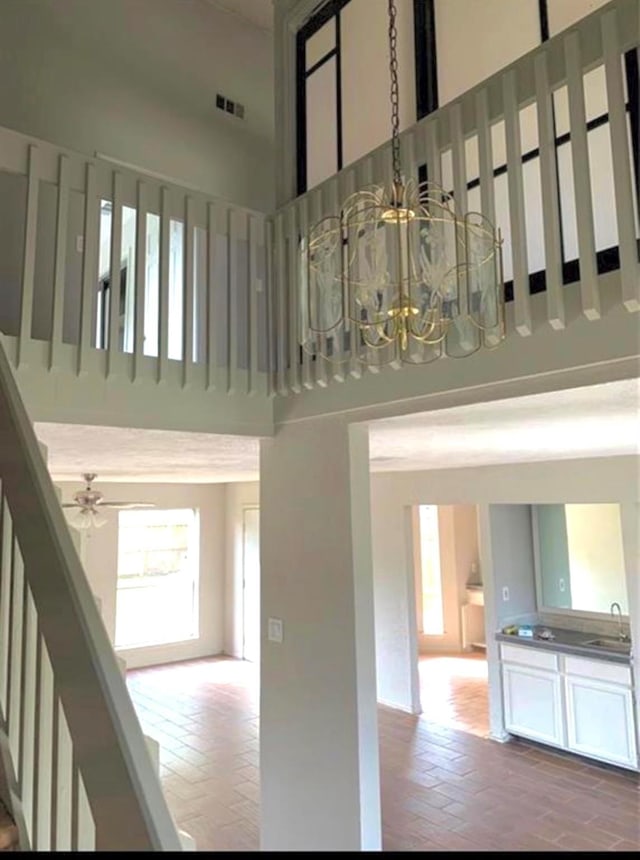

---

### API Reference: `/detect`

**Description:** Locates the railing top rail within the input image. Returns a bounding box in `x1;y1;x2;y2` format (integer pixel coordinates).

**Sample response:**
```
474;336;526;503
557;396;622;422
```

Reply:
0;334;182;851
0;122;268;219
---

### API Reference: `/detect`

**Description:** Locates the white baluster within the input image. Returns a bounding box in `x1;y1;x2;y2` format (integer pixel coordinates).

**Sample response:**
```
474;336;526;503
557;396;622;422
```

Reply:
77;163;99;374
602;9;640;312
183;196;195;388
248;214;263;395
565;31;600;320
106;172;124;378
133;181;149;382
535;52;565;330
16;145;40;368
157;187;171;384
206;201;218;391
503;69;532;336
49;155;70;371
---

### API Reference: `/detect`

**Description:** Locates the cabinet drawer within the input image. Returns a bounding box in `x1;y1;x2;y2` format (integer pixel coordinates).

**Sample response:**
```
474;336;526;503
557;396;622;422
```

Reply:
500;643;558;671
564;655;631;686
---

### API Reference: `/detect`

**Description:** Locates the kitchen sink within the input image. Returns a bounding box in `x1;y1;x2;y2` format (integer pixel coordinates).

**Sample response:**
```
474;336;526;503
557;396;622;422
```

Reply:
581;638;631;653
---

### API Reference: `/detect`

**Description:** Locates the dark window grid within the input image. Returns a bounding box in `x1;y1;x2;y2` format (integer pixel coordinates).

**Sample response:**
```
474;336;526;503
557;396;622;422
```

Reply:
296;0;351;195
297;0;436;195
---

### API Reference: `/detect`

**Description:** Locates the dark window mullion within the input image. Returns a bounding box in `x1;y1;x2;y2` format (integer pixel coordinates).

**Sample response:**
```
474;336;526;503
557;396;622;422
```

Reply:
414;0;438;121
296;29;307;195
305;48;338;78
336;9;343;172
624;49;640;224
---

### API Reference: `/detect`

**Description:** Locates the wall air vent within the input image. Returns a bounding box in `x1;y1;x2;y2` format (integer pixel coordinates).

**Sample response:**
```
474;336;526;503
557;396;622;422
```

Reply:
216;93;245;119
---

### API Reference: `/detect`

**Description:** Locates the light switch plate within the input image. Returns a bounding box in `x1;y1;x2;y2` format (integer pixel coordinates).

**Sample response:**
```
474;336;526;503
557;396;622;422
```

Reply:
267;617;284;643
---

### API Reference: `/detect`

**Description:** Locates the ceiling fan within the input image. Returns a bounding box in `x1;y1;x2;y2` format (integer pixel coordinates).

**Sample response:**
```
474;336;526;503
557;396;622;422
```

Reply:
62;473;155;529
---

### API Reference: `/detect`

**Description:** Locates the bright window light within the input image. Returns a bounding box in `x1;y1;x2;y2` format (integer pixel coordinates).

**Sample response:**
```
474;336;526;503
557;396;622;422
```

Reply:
115;508;199;649
418;504;445;636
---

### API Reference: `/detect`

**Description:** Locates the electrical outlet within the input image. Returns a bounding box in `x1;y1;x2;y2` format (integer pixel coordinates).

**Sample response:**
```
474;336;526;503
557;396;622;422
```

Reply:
559;578;566;592
502;586;510;602
76;235;84;253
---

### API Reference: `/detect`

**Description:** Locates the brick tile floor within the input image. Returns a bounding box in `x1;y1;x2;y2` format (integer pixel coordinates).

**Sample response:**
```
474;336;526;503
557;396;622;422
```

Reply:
127;655;639;852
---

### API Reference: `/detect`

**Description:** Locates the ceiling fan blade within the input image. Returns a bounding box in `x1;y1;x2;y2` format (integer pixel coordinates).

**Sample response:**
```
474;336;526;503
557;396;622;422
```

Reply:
99;502;156;509
62;503;82;508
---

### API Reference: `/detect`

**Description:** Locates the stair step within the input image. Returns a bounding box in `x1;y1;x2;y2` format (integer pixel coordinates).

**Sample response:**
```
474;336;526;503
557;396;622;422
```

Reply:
0;802;18;851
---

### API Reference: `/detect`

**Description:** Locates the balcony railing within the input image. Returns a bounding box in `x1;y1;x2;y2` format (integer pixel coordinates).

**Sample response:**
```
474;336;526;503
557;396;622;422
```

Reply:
270;0;640;397
0;126;272;401
0;1;637;411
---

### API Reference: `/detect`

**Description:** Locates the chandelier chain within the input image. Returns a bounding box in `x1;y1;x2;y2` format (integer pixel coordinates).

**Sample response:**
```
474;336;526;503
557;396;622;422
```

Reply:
388;0;401;187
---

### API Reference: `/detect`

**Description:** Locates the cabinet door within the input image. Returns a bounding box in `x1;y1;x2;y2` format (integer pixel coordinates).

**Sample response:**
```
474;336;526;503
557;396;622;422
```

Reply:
565;675;637;769
502;663;564;746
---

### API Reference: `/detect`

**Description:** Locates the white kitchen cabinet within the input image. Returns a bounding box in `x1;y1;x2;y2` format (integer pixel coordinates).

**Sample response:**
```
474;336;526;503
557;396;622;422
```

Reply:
564;658;637;769
501;645;565;747
502;659;565;747
499;642;638;771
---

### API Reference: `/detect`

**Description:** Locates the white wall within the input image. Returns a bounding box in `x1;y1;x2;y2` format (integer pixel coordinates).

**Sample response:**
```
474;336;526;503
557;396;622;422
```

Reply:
0;0;275;212
224;481;260;658
369;455;639;713
487;504;537;626
56;481;226;669
259;418;380;851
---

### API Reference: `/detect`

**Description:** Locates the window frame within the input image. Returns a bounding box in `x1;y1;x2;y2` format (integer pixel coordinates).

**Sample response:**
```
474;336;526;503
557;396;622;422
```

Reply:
115;506;200;651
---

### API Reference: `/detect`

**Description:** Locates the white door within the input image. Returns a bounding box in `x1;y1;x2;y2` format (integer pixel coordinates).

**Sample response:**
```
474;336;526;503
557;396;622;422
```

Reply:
242;507;260;663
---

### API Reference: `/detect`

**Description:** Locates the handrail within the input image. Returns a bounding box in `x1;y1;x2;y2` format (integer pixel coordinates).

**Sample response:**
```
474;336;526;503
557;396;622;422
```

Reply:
0;335;182;850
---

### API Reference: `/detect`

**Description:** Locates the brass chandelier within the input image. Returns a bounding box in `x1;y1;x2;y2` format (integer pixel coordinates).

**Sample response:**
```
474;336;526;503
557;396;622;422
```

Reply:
301;0;505;368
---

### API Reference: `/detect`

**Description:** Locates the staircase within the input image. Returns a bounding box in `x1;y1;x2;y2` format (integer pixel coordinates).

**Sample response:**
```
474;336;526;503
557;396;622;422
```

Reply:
0;336;184;851
54;490;196;851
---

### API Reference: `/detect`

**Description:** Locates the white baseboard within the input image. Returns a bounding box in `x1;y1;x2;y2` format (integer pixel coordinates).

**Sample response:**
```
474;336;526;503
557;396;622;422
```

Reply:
377;697;422;716
489;730;511;743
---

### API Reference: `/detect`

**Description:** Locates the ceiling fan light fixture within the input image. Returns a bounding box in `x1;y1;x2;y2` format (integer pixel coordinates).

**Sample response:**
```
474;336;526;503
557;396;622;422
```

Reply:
62;472;155;531
70;507;108;530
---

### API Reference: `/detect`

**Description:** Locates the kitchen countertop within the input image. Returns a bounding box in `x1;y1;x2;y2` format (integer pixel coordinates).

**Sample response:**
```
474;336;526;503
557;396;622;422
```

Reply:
495;625;632;665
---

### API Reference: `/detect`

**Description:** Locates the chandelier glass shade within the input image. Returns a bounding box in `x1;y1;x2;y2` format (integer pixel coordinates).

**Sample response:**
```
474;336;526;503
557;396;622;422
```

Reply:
299;0;505;369
301;181;505;367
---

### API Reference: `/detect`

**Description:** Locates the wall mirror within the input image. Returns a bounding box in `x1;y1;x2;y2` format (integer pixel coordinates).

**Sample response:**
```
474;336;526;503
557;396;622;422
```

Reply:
532;503;628;617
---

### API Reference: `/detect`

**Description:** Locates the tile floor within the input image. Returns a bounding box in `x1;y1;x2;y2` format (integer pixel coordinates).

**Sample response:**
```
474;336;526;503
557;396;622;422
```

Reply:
418;651;489;738
127;654;639;852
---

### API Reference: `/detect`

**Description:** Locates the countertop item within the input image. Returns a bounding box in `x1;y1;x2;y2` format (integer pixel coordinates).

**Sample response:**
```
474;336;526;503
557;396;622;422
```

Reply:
495;624;632;664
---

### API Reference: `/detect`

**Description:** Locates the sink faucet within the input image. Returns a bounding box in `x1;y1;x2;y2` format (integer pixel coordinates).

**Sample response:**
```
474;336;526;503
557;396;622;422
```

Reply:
610;602;629;642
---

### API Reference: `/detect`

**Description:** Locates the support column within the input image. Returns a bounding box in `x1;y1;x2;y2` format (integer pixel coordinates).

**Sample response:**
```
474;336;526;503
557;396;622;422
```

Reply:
259;417;381;851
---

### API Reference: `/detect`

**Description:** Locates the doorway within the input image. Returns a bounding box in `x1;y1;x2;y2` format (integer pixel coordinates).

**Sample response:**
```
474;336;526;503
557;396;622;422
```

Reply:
413;503;489;737
242;506;260;663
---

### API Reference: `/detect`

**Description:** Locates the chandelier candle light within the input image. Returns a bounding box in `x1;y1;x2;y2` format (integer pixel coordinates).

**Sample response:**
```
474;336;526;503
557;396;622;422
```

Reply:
301;0;505;368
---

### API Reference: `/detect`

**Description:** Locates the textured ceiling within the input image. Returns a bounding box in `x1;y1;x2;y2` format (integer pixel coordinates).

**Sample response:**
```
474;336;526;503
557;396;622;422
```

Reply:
35;379;639;484
35;425;261;484
368;378;639;473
